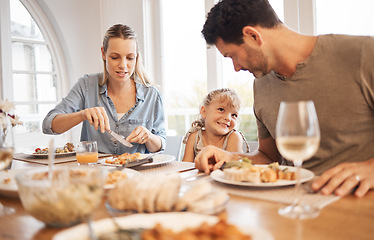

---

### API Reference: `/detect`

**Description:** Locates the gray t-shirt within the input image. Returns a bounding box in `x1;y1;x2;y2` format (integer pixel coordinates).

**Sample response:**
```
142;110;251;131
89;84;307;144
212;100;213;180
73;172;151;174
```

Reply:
254;34;374;175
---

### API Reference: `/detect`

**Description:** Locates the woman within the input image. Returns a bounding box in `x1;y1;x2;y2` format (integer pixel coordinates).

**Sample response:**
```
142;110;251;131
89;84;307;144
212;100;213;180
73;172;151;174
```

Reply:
43;24;166;154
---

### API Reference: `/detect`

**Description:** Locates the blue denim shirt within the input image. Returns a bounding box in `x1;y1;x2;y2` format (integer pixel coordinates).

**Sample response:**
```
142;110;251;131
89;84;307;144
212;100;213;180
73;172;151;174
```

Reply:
42;73;166;154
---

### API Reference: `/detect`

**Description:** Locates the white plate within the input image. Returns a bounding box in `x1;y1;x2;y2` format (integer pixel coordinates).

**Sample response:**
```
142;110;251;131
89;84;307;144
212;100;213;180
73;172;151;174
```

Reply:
103;168;141;190
211;165;314;187
98;153;176;167
26;151;76;158
53;212;274;240
105;192;230;215
0;169;25;197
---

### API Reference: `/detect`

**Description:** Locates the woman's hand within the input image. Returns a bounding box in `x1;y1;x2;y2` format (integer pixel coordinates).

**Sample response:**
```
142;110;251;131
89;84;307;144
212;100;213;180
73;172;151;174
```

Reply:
126;126;162;152
80;107;110;133
312;158;374;197
126;126;151;144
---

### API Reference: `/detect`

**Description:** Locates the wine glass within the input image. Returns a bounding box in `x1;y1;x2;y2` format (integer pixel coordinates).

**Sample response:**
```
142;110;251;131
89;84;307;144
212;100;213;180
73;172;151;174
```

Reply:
0;116;15;216
275;100;320;219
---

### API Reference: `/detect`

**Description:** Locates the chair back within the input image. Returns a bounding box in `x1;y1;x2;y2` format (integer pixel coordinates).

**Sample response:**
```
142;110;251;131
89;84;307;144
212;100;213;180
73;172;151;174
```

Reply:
164;135;183;161
248;141;259;152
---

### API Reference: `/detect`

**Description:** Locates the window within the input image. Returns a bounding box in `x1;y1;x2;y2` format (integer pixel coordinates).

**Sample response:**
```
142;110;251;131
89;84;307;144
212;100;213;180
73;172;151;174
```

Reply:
160;0;284;141
0;0;69;150
160;0;208;137
315;0;374;35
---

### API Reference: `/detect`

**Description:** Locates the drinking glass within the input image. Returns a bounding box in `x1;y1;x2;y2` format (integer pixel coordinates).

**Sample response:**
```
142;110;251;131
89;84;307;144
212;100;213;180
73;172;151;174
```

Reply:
275;100;320;219
0;116;15;216
76;141;98;165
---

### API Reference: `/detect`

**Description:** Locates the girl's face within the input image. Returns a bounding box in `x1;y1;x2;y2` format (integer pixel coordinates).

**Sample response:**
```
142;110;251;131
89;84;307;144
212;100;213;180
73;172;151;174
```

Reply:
201;98;239;136
101;37;137;83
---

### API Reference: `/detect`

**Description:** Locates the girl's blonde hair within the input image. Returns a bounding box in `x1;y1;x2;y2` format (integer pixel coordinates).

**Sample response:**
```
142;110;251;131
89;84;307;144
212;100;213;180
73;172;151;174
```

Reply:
100;24;150;87
192;88;241;129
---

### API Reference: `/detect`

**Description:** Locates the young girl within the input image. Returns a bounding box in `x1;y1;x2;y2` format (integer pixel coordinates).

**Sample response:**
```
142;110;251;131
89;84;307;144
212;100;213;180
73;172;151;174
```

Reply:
182;88;249;162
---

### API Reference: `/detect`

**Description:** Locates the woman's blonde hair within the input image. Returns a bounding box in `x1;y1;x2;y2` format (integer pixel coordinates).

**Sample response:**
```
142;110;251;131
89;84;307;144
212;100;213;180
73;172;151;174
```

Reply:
100;24;150;86
192;88;241;129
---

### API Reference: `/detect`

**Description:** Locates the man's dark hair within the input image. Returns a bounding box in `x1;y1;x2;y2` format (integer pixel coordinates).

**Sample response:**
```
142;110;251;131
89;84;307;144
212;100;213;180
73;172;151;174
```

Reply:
202;0;282;45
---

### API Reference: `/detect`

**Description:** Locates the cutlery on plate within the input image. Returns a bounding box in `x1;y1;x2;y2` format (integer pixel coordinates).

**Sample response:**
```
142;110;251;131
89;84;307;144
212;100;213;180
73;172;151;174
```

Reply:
107;130;133;148
106;204;144;239
185;172;209;182
87;217;98;240
115;156;153;170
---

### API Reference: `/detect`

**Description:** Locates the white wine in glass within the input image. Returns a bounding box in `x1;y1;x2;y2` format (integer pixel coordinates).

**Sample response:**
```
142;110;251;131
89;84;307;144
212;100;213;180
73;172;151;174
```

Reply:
275;100;320;219
0;116;15;216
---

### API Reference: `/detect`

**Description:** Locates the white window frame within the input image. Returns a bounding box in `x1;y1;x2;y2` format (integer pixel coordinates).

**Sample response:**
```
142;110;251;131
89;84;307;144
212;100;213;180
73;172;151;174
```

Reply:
0;0;71;149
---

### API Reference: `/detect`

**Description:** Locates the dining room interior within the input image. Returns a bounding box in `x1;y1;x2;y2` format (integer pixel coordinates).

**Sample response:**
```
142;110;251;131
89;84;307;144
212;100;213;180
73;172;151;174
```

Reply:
0;0;374;240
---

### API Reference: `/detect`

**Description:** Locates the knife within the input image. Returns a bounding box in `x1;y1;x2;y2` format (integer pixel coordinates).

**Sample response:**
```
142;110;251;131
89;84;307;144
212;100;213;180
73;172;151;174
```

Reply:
117;156;153;169
107;129;133;148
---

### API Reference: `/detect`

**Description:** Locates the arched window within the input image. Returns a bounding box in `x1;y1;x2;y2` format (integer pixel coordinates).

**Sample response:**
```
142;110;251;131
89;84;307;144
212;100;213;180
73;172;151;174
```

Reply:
0;0;69;150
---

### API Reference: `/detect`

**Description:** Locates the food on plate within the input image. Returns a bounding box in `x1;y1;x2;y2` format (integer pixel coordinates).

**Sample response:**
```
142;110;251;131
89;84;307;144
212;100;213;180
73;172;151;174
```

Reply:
64;142;75;152
108;173;181;213
105;170;128;185
33;142;75;154
107;174;228;214
141;217;251;240
97;216;250;240
2;178;10;184
223;158;295;183
105;152;142;165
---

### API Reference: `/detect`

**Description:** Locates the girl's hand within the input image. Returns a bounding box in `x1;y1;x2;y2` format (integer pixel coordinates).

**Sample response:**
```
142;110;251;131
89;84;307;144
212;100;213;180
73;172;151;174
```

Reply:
80;107;110;133
126;126;152;144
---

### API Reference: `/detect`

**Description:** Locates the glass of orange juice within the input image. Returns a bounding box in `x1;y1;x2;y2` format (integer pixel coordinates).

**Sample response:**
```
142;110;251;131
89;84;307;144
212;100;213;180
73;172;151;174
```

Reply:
76;141;98;165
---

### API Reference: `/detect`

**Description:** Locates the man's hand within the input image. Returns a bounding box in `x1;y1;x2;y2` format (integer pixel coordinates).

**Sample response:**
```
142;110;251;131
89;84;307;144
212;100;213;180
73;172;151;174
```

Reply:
194;145;237;174
312;158;374;197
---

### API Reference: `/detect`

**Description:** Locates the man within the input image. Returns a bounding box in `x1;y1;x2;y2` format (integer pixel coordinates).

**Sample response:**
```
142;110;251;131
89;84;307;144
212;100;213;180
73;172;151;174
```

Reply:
196;0;374;197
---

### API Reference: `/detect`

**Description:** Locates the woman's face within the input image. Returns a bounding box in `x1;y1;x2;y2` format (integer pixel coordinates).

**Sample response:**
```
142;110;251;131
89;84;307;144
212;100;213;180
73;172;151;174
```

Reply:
102;37;137;83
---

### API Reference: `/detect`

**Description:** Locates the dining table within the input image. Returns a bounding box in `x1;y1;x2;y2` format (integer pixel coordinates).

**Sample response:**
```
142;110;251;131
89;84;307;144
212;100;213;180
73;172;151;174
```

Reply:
0;154;373;240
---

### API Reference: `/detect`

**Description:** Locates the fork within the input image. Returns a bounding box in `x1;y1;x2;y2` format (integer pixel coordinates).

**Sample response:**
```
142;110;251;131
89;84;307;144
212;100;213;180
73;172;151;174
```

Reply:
105;209;143;240
87;216;98;240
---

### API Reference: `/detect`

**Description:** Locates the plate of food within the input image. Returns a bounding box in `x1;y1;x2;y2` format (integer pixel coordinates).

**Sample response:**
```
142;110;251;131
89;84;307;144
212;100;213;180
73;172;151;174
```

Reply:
98;152;175;167
53;212;274;240
103;168;141;190
211;160;314;187
0;169;27;197
28;143;76;158
106;173;229;215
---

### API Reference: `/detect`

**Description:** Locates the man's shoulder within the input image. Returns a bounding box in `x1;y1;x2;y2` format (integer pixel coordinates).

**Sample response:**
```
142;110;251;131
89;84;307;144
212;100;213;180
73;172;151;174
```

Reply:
319;34;374;44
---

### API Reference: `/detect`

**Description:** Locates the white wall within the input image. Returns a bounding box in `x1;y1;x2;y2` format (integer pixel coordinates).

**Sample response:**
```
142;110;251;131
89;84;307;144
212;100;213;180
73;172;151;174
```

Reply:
38;0;103;87
37;0;147;89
